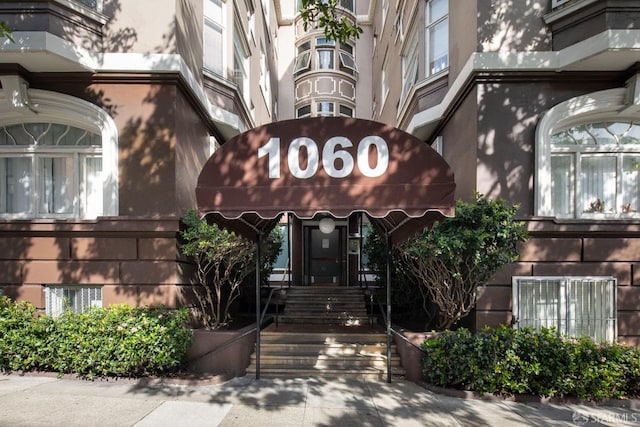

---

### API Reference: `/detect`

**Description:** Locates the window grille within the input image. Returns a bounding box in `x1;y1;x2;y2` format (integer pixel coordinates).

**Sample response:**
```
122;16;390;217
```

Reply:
512;276;617;342
45;285;103;317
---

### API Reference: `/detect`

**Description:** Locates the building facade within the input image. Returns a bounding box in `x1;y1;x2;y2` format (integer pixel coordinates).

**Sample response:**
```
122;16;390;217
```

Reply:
1;0;640;344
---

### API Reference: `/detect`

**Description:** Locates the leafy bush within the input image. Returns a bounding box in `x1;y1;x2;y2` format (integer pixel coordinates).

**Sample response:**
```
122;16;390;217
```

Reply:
180;209;283;330
0;297;192;379
421;325;640;400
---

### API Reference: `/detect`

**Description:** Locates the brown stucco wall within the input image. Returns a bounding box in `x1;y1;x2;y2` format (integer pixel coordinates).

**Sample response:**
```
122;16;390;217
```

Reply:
0;69;208;309
475;224;640;345
0;218;192;310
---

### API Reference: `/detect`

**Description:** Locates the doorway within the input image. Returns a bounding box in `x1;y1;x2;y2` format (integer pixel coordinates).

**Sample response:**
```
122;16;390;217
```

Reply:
303;225;347;286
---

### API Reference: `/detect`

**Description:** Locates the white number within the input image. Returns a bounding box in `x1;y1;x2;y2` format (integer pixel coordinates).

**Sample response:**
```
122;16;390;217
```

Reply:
323;137;354;178
257;137;280;179
288;137;319;179
357;136;389;178
258;136;389;179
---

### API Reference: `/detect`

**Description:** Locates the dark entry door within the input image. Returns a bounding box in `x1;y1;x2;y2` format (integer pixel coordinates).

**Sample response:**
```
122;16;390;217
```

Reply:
304;226;346;285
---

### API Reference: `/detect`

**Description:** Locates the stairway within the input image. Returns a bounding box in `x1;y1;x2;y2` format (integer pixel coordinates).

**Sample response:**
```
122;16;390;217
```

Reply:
246;286;405;380
278;286;371;325
246;327;404;380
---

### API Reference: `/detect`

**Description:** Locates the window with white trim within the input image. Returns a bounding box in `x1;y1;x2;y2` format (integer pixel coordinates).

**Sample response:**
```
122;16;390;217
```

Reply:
0;123;103;219
233;28;249;102
316;37;336;70
45;285;103;317
294;41;312;76
317;101;335;117
536;86;640;219
204;0;224;76
512;276;617;342
401;27;419;105
381;56;389;106
259;43;271;104
426;0;448;76
339;0;354;12
338;43;357;76
381;0;389;30
549;122;640;218
339;105;354;117
297;104;311;118
0;79;118;219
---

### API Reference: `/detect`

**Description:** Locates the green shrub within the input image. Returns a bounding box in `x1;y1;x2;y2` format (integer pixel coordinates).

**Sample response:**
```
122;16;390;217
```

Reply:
421;325;640;400
0;297;193;379
0;296;52;372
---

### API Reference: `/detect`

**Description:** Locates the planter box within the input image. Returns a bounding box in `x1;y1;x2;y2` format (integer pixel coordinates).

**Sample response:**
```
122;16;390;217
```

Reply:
185;325;257;381
393;330;437;382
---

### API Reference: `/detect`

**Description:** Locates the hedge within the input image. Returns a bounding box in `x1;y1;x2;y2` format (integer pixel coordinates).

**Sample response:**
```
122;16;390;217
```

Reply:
421;325;640;400
0;296;193;379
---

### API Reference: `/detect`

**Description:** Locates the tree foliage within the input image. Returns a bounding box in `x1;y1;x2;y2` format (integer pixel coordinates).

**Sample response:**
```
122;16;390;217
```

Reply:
299;0;363;43
0;22;14;42
401;194;528;330
180;209;282;330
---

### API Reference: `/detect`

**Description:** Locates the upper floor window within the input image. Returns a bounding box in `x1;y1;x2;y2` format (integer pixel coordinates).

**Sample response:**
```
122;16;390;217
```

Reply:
204;0;224;76
297;104;312;118
260;44;272;110
70;0;103;12
536;86;640;220
294;38;356;78
233;29;250;102
401;27;419;105
338;43;357;76
426;0;448;76
317;101;335;116
296;0;354;13
294;41;312;75
381;56;389;106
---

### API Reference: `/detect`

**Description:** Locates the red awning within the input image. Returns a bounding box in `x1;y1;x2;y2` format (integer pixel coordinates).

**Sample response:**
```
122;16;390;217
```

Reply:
196;117;455;244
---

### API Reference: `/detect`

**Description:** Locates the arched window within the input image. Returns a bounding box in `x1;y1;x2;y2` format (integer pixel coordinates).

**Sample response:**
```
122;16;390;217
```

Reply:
536;86;640;219
0;77;118;219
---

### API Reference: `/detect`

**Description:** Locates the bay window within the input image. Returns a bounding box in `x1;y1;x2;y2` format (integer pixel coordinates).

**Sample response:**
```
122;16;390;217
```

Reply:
0;123;103;219
547;121;640;218
536;86;640;220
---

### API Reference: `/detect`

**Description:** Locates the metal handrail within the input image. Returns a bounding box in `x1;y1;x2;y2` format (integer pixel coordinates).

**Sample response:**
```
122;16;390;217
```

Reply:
390;327;429;354
260;286;284;327
187;286;284;365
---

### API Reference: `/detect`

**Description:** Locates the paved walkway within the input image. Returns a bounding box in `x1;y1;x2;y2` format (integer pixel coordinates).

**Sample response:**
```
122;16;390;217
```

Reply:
1;374;639;426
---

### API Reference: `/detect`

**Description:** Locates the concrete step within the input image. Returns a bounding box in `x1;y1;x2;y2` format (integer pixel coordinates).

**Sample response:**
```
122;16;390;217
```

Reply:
245;366;405;380
283;307;368;314
250;354;401;367
260;332;388;344
249;329;404;380
257;343;395;355
277;315;371;325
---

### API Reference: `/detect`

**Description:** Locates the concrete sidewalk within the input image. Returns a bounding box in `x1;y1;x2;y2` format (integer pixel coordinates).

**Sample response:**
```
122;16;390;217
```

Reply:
0;374;639;426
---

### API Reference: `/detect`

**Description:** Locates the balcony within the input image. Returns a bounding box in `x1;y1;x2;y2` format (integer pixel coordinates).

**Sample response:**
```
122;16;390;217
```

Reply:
0;0;107;72
545;0;640;50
